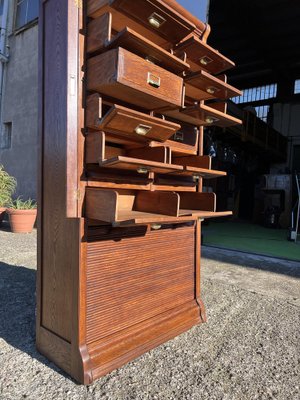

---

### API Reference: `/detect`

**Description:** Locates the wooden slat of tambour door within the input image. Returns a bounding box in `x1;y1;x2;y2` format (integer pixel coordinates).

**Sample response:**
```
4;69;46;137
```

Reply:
86;283;193;339
87;265;191;307
86;274;193;340
86;226;195;344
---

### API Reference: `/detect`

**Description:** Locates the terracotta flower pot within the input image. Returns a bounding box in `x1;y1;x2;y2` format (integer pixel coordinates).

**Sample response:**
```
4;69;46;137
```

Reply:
0;207;6;225
7;209;37;233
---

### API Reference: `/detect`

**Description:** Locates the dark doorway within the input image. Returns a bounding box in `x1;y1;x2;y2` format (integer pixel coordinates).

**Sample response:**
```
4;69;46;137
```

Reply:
292;145;300;173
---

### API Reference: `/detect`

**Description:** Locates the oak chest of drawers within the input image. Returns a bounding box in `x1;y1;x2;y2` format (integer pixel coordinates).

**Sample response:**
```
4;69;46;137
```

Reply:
37;0;241;384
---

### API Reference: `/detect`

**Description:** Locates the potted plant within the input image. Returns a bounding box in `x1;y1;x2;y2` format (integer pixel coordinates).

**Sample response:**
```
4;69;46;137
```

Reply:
0;164;16;225
7;197;37;233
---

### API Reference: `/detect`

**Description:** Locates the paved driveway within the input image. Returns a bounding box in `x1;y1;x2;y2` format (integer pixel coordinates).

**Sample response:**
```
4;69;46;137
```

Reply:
0;223;299;400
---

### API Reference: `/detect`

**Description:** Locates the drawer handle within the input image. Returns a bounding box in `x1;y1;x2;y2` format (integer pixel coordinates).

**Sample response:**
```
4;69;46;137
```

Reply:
206;86;218;95
137;167;149;174
205;116;219;124
151;224;162;230
174;132;184;142
200;56;213;66
148;12;166;29
135;124;152;136
147;72;161;89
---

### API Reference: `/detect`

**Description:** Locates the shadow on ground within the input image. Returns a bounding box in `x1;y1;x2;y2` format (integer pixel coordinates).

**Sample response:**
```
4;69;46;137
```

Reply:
202;246;300;278
0;222;10;232
0;262;75;383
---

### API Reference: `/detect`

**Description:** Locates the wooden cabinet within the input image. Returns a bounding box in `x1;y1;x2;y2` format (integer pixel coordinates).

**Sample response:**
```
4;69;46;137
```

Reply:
37;0;241;384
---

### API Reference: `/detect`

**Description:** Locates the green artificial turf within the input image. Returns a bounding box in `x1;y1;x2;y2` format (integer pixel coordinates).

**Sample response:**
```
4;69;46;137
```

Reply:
202;221;300;262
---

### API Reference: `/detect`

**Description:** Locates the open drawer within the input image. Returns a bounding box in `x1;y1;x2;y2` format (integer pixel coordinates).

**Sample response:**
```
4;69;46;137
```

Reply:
85;131;183;175
163;102;242;127
184;71;242;101
87;13;190;74
87;0;205;46
171;154;227;179
175;34;235;74
150;123;199;156
86;94;181;142
100;156;183;174
87;47;184;110
85;188;232;225
178;166;226;180
86;132;225;180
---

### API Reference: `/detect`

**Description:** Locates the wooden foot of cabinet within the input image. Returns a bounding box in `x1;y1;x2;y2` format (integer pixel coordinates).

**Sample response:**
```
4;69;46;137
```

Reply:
37;300;204;384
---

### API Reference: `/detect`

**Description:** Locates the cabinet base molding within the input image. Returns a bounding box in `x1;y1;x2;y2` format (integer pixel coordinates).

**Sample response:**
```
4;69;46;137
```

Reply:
36;326;93;385
37;301;204;384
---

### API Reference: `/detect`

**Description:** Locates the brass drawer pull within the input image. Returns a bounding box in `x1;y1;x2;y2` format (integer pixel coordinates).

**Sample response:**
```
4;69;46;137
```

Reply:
205;116;219;124
147;72;161;88
206;86;218;95
135;124;152;136
173;131;184;142
200;56;213;66
137;167;149;174
148;12;166;29
151;224;162;230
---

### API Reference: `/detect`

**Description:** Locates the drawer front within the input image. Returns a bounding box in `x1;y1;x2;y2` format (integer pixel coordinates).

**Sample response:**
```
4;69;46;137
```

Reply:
184;70;242;101
110;0;196;43
170;123;199;148
102;107;180;141
175;35;235;75
88;48;183;109
118;48;183;107
86;95;180;141
86;225;196;344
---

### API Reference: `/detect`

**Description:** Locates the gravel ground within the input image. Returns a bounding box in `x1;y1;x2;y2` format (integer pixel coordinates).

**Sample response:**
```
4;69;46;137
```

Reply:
0;222;299;400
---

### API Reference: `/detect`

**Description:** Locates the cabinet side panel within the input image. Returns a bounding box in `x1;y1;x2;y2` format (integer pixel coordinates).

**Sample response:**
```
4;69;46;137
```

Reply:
40;0;80;342
86;225;196;344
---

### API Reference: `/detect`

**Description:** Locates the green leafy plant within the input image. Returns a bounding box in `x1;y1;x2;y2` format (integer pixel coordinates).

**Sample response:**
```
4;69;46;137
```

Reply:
0;164;16;207
8;197;37;210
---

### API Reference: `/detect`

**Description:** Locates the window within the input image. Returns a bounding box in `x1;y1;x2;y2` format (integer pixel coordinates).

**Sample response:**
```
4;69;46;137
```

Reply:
15;0;39;30
255;105;270;123
232;84;277;104
0;122;12;149
0;1;4;27
294;79;300;94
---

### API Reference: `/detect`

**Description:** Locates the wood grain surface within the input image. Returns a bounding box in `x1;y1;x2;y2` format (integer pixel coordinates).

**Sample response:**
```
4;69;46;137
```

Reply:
86;95;181;141
87;48;183;109
87;0;199;43
185;70;242;101
38;0;235;384
86;225;196;343
176;34;235;74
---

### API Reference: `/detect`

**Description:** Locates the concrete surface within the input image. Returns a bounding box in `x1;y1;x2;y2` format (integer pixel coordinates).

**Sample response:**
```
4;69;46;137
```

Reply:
0;222;299;400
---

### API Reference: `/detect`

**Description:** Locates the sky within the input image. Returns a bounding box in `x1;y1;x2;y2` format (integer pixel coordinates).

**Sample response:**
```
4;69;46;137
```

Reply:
176;0;209;22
